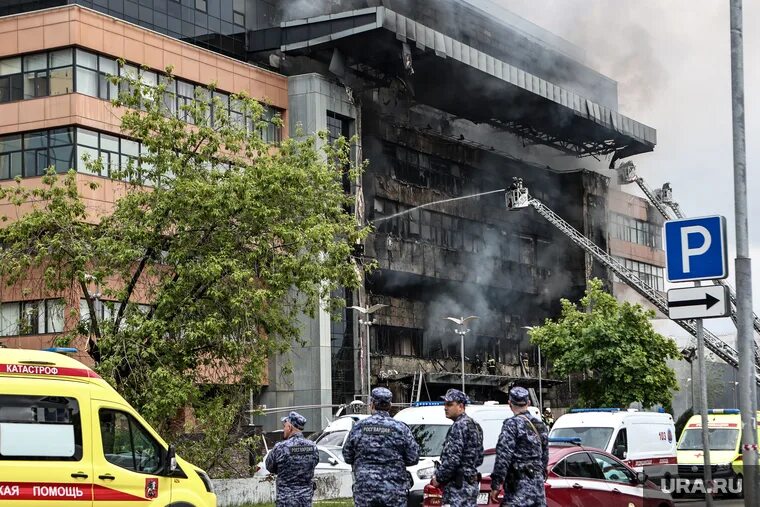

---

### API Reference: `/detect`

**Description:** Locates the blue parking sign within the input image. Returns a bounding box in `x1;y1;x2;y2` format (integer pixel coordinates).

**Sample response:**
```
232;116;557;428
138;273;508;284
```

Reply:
664;216;728;282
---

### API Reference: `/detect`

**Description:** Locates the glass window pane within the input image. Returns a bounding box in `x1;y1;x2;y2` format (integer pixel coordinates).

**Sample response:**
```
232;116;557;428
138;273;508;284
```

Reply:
45;299;65;333
8;152;21;178
76;67;98;97
100;133;119;152
0;74;22;103
0;302;19;336
0;134;22;153
0;153;8;179
100;410;136;470
50;127;74;146
121;138;139;157
0;57;21;76
75;49;97;70
24;71;48;99
0;395;83;461
77;128;99;148
24;150;48;177
50;49;73;68
23;53;46;72
50;145;74;173
49;67;73;96
129;420;162;473
24;131;47;150
99;56;117;76
77;146;100;174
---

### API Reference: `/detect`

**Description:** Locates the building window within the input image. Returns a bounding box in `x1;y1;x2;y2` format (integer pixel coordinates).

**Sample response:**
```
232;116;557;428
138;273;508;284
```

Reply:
233;0;245;26
609;212;662;249
0;128;75;179
385;143;462;195
372;325;422;357
0;49;73;103
195;0;207;12
0;299;65;337
612;256;665;292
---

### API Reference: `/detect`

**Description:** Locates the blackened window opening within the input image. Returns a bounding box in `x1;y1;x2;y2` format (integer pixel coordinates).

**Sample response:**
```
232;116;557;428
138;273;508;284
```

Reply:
372;325;422;357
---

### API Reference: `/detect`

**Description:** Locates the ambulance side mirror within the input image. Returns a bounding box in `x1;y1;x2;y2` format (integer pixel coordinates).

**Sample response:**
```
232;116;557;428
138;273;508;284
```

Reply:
614;444;627;460
167;445;178;473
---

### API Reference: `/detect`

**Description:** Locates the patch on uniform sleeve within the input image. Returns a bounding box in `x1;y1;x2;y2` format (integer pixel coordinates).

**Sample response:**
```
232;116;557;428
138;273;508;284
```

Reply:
145;478;158;499
289;445;316;455
363;424;392;435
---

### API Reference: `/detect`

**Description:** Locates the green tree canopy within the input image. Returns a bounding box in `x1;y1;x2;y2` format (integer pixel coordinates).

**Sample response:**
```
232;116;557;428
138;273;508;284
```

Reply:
0;67;368;472
529;278;680;408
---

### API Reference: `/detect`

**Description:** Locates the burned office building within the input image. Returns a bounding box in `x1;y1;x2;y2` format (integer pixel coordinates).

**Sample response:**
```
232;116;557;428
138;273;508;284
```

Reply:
247;0;659;429
2;0;661;431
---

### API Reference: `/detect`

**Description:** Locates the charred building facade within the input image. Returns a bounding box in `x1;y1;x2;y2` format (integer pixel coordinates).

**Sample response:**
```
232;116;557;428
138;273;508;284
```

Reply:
247;0;658;429
4;0;661;432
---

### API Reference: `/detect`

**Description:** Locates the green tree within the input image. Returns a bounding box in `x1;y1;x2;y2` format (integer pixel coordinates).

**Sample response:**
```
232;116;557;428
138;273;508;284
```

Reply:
529;278;680;408
0;67;368;473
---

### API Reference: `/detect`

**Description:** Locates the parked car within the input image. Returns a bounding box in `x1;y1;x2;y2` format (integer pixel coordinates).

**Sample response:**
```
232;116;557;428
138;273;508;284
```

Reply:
395;401;540;507
422;441;674;507
313;414;371;448
254;445;352;476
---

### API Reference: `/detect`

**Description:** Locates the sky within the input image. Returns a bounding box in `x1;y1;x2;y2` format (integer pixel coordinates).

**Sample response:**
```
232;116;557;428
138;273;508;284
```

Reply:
494;0;760;338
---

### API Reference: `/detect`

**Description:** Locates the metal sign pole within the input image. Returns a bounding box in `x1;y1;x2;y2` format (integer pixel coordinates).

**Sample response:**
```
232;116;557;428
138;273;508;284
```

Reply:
696;296;713;505
729;1;759;504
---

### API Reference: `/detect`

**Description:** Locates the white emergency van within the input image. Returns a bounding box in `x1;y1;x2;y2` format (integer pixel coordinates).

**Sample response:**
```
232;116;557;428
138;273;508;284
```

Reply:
549;408;677;480
395;401;540;506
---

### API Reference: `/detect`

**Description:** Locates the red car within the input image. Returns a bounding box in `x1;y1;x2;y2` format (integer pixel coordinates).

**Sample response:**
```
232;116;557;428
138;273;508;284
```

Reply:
422;442;674;507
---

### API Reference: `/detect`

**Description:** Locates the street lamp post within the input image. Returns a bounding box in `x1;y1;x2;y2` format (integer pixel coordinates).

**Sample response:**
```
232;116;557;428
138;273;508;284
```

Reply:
349;304;388;399
445;316;479;393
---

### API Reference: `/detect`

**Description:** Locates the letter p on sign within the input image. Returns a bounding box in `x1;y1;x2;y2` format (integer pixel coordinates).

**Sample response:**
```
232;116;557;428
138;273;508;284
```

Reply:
665;216;728;282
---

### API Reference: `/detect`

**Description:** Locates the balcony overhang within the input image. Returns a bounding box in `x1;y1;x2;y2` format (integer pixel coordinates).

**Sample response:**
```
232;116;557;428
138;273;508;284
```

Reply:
250;7;656;158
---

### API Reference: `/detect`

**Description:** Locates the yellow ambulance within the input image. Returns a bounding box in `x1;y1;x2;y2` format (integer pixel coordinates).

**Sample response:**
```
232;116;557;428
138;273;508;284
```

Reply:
676;408;760;495
0;347;216;506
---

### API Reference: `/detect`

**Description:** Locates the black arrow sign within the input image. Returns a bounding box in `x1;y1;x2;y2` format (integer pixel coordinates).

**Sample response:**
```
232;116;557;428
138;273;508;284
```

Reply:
668;293;720;310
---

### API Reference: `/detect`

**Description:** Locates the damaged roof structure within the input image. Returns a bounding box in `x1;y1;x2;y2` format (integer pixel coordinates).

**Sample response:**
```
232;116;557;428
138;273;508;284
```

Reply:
251;5;655;159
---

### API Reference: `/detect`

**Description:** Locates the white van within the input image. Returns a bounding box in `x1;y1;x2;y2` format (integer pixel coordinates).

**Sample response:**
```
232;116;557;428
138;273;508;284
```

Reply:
395;401;540;506
549;408;677;480
313;414;370;448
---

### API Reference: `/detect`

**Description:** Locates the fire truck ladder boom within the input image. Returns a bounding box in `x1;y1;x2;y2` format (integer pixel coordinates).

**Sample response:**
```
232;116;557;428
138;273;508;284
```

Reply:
505;183;760;384
617;162;760;364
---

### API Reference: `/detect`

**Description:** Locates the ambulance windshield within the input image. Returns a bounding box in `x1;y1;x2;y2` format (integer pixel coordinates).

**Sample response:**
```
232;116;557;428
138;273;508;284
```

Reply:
678;428;739;451
550;427;613;450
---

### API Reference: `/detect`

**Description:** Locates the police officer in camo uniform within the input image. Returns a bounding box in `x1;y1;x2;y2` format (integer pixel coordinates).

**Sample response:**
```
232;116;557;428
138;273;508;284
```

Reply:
342;387;420;507
431;388;484;507
489;387;549;507
265;411;319;507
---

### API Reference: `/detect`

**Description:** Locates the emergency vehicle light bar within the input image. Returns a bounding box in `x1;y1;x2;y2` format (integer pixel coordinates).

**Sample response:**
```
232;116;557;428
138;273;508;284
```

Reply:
707;409;740;414
42;347;79;354
569;408;621;413
412;401;445;407
548;437;582;445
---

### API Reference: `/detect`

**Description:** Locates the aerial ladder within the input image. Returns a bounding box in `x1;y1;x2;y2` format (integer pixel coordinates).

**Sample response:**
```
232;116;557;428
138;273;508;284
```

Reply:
615;162;760;364
504;181;760;385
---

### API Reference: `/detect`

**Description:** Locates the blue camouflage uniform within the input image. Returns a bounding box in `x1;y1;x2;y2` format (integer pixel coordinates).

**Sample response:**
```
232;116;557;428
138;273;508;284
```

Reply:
342;387;420;507
435;389;484;507
265;411;319;507
490;387;549;507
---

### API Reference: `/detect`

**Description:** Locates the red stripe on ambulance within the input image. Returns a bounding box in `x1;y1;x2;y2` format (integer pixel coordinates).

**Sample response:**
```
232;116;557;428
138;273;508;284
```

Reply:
0;482;90;501
0;482;149;501
0;363;100;378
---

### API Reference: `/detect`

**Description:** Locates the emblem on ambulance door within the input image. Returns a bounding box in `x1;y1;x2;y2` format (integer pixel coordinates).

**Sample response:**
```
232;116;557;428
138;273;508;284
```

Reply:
145;478;158;499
